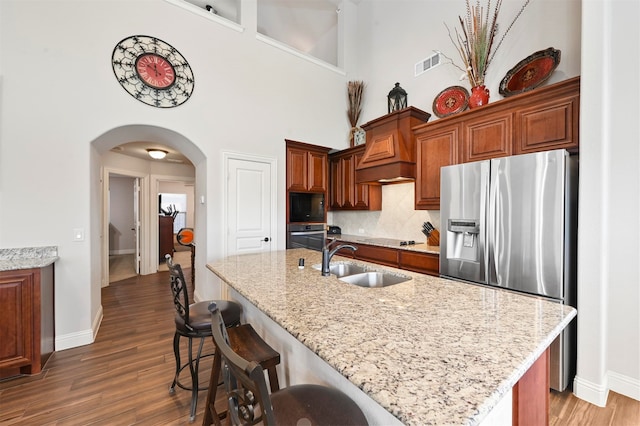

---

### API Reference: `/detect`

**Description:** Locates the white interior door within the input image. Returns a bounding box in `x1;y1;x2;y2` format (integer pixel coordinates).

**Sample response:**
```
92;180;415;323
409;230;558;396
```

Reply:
133;178;141;274
226;155;276;255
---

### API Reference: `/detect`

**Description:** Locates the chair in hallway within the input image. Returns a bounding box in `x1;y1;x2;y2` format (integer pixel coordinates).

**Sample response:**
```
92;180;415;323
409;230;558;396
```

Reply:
208;302;369;426
166;254;243;422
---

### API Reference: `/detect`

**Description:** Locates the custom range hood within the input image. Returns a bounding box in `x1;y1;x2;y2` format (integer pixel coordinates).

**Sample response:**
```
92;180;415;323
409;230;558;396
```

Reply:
355;107;431;184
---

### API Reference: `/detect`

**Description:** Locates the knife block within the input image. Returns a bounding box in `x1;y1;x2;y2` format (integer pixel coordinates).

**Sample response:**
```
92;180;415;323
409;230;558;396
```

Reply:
427;229;440;246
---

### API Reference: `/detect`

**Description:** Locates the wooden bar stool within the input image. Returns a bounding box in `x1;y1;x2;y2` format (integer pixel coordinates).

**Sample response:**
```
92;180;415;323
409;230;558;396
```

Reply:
203;313;281;425
166;255;243;423
208;302;368;426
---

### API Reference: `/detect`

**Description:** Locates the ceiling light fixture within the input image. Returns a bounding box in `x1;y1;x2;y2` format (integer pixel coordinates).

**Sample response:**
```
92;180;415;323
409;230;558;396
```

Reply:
147;149;168;160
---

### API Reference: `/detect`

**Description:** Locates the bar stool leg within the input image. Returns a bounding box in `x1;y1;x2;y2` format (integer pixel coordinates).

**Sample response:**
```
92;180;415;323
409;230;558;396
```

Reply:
202;348;223;426
169;332;181;394
188;336;207;422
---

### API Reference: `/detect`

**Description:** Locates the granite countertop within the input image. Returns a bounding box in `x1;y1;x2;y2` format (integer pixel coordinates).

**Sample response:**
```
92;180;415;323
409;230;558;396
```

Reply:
328;233;440;254
207;248;576;426
0;246;59;271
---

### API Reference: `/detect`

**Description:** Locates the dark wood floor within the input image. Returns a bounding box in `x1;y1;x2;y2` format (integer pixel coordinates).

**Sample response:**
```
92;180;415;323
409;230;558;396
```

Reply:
0;269;222;425
1;269;638;425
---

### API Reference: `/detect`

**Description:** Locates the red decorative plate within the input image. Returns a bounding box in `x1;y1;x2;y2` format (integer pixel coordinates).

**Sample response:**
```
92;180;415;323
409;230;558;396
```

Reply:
432;86;469;118
499;47;561;97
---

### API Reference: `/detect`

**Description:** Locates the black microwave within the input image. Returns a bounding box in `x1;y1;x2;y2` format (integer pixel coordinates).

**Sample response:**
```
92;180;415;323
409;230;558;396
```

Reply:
289;192;325;223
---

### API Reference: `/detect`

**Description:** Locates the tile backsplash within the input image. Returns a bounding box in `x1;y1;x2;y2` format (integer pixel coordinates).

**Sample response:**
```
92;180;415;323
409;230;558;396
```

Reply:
328;182;440;242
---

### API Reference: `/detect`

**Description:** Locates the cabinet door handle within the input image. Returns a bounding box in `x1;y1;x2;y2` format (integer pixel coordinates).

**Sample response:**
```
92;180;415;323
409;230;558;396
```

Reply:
263;237;270;242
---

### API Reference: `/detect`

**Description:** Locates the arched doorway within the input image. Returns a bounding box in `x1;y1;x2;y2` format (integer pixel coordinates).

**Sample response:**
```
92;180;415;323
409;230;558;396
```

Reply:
91;125;206;289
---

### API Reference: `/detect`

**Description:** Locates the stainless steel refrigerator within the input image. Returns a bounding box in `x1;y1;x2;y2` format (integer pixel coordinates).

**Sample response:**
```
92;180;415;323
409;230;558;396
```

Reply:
440;149;578;391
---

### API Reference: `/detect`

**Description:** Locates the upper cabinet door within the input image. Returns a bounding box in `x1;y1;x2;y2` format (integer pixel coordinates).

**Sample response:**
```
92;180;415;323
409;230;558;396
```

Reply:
328;145;381;211
286;147;309;192
462;113;513;163
286;140;330;193
514;93;580;155
307;151;328;192
415;124;460;210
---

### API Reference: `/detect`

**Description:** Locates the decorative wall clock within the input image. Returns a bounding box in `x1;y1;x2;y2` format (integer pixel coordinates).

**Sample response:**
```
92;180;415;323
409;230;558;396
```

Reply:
111;35;194;108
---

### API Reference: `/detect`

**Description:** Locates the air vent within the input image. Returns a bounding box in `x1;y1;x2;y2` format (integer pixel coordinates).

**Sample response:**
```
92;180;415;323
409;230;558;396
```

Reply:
415;52;441;77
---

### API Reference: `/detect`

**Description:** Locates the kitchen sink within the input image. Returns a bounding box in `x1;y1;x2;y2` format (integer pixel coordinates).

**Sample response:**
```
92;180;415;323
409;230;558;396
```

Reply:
338;271;411;288
312;262;411;287
312;262;368;277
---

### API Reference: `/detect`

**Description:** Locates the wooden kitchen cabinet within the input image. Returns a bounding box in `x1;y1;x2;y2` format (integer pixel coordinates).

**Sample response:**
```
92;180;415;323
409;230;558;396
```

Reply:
514;90;580;155
333;242;397;265
398;251;439;276
0;265;54;379
461;112;513;162
286;139;330;193
412;77;580;209
333;241;440;273
329;145;381;210
415;123;460;210
353;244;399;267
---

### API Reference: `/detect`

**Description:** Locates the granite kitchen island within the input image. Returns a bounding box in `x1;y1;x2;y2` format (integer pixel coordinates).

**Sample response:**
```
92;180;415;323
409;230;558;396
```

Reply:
207;248;576;425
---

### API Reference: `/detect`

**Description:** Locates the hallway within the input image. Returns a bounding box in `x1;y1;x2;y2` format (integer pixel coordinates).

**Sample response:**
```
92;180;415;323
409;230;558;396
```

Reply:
109;245;192;283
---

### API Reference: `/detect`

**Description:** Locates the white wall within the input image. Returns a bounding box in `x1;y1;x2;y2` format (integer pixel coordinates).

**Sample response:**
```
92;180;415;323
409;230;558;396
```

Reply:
0;0;348;349
574;0;640;406
353;0;582;125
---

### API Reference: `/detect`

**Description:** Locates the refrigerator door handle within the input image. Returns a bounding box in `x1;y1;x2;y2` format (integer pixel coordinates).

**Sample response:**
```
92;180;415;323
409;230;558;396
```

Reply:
480;161;490;283
488;159;499;286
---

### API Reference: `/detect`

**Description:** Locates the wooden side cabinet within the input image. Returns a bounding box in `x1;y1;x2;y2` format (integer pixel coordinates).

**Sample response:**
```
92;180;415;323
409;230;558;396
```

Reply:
0;264;55;379
329;145;382;211
286;139;330;193
159;215;174;260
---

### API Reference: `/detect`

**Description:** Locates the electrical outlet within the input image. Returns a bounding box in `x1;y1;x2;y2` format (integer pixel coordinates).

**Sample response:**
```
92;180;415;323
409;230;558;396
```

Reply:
358;228;365;234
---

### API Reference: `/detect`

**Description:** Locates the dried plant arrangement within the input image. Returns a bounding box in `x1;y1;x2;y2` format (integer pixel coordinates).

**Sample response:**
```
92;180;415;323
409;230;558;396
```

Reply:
347;80;365;128
446;0;532;87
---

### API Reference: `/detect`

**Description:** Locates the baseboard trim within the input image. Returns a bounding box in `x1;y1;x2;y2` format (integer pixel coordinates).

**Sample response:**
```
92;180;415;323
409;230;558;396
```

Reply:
54;305;103;351
109;249;135;255
573;375;609;407
608;371;640;401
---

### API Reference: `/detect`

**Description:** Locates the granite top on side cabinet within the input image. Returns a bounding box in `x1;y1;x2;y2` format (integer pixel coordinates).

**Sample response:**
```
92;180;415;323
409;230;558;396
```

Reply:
208;248;576;426
0;246;59;271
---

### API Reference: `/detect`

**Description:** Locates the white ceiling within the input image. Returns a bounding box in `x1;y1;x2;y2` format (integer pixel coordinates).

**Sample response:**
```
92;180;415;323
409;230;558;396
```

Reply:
110;141;192;165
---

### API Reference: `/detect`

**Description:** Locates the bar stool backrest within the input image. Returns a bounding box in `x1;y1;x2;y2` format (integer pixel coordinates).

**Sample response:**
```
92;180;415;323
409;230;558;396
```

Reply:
166;254;192;332
209;302;276;426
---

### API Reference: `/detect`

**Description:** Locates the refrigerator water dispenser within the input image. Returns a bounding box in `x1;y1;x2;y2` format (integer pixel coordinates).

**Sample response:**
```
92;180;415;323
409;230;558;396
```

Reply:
446;219;480;261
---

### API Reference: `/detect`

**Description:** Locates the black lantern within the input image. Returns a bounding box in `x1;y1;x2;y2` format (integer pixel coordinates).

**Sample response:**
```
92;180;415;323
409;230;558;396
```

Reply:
387;82;407;113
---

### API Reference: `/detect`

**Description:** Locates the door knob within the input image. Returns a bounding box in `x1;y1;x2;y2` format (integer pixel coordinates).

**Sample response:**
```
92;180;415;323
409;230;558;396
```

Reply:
263;237;270;242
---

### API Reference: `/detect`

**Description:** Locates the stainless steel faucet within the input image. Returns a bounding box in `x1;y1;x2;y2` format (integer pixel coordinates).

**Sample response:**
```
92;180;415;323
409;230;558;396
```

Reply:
321;241;357;276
